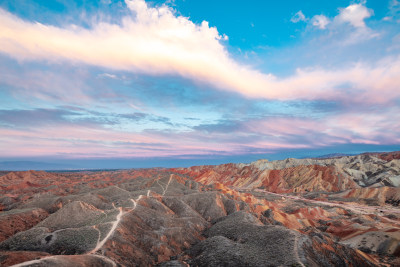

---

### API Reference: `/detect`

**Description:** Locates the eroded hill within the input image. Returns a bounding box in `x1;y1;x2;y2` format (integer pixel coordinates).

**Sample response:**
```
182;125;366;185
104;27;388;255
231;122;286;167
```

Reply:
0;152;399;266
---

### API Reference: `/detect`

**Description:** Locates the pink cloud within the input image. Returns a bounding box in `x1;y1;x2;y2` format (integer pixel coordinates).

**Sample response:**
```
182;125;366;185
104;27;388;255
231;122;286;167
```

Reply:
0;1;399;104
2;105;399;158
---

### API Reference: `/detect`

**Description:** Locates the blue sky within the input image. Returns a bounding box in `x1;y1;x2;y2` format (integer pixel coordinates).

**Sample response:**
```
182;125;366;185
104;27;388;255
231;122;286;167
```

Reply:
0;0;399;168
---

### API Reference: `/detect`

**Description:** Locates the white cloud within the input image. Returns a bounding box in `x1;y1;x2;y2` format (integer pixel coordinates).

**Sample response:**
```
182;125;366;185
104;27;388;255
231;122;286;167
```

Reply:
333;3;379;43
336;3;373;28
0;0;399;104
0;0;230;83
306;3;378;43
386;0;400;22
291;11;307;23
311;15;330;29
99;73;118;79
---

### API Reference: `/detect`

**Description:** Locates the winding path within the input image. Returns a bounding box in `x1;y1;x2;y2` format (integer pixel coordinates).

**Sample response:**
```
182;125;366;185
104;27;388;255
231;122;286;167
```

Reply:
10;254;117;267
163;174;173;196
156;174;173;196
87;176;174;259
293;234;305;267
89;194;145;255
88;207;124;254
11;177;177;266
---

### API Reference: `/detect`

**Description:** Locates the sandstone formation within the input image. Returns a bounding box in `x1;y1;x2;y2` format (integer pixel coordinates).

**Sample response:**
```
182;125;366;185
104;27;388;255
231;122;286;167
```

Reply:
0;151;399;266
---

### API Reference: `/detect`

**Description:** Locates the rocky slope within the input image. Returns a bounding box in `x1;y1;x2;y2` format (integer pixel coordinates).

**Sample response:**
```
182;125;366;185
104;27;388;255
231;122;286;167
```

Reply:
172;151;400;192
0;151;399;266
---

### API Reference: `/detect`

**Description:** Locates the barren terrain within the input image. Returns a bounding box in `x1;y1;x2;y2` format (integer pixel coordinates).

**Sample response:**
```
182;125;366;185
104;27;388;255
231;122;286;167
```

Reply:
1;152;400;266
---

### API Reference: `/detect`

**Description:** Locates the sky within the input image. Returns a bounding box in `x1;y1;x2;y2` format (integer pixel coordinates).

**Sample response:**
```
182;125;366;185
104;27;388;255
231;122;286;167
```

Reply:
0;0;400;169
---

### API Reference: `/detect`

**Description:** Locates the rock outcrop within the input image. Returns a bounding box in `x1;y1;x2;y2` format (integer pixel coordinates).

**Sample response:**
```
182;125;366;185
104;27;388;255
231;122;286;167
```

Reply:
1;151;399;266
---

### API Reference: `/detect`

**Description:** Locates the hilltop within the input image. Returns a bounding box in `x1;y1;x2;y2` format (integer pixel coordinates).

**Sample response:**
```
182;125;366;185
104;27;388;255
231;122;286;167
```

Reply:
0;151;399;266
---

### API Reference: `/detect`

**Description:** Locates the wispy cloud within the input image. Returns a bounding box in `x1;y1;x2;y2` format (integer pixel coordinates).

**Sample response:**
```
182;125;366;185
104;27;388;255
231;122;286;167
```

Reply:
1;104;399;158
311;15;330;29
0;108;78;128
0;107;176;131
0;0;396;105
291;11;307;23
0;0;399;160
98;73;118;79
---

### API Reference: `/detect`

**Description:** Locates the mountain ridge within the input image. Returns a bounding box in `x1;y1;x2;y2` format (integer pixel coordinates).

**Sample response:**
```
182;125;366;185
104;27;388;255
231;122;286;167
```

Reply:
0;151;399;266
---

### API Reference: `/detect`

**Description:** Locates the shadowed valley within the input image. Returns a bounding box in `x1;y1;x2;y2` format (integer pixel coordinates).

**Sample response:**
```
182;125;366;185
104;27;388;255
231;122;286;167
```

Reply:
1;152;400;266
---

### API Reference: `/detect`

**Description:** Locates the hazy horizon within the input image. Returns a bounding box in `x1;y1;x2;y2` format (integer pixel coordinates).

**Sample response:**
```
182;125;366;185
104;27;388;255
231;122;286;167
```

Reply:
1;144;399;170
0;0;399;166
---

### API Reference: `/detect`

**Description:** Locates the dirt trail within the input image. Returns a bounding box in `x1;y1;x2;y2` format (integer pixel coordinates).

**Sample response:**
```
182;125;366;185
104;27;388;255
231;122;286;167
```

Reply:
92;254;117;267
89;194;144;254
87;176;173;259
156;179;165;194
89;207;123;254
156;174;173;196
163;174;173;196
10;194;146;266
10;255;117;267
293;234;305;267
10;256;57;267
